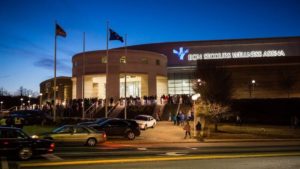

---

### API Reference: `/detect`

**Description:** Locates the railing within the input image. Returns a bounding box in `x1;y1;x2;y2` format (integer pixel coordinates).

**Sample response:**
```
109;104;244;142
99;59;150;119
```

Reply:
84;103;97;119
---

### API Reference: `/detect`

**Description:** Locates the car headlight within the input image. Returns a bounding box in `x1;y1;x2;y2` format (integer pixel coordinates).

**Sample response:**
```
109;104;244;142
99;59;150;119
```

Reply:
31;135;39;139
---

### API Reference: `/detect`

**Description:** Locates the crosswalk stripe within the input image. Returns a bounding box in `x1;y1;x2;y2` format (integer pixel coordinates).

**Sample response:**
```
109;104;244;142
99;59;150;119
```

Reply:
41;154;63;161
1;157;9;169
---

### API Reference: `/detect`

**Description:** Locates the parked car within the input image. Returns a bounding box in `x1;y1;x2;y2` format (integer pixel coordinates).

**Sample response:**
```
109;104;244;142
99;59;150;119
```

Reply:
88;119;140;140
78;117;110;126
40;125;106;146
9;110;52;125
0;127;55;160
134;115;157;130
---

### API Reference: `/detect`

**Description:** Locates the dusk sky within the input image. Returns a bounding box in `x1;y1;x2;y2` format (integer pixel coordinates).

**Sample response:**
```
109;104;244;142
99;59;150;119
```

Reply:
1;0;300;95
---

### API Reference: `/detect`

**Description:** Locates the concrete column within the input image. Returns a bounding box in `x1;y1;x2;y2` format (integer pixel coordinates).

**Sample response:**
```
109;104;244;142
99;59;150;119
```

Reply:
76;76;83;99
148;72;157;96
106;73;120;100
71;77;77;99
141;74;148;97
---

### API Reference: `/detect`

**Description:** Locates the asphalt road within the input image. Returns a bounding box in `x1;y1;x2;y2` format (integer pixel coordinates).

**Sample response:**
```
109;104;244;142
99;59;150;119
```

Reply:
1;141;300;169
20;156;300;169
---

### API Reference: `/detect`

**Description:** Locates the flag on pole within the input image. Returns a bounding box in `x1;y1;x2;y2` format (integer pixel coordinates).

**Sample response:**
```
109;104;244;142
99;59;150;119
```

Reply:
109;29;123;42
56;24;67;37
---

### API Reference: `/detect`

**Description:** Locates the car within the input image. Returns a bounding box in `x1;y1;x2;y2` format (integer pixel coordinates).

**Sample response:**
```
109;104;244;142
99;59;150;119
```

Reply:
9;110;52;125
78;117;110;126
0;127;55;160
40;125;106;146
134;115;157;130
88;119;140;140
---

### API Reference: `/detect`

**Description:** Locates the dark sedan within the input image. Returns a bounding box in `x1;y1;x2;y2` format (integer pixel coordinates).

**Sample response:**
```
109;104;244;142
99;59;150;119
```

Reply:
88;119;140;140
78;117;110;126
0;127;55;160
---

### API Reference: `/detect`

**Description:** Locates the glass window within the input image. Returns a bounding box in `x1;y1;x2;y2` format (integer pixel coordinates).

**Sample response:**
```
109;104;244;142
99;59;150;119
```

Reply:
53;126;73;133
101;56;107;63
141;58;148;64
156;59;160;65
120;56;126;63
75;127;89;134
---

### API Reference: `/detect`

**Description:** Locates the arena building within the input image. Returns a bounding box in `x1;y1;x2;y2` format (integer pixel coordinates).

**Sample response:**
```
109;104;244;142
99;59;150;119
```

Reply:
72;36;300;100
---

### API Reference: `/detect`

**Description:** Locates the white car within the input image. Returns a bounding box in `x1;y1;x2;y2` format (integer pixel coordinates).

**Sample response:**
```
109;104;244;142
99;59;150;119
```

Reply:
134;115;157;130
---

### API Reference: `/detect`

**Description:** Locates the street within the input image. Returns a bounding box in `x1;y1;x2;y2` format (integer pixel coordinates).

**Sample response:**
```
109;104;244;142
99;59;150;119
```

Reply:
1;141;300;169
18;156;300;169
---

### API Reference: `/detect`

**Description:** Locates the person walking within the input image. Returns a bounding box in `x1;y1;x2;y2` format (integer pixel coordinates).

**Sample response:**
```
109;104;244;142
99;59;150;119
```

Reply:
196;121;202;137
183;121;191;139
14;116;24;129
0;117;7;126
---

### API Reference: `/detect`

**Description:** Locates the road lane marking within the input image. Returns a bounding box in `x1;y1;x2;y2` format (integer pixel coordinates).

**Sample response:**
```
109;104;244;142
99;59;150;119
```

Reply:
162;152;186;156
19;152;300;168
1;157;9;169
41;154;63;161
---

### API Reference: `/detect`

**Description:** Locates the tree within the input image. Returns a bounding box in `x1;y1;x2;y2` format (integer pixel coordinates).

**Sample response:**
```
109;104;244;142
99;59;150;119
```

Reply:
194;63;233;132
0;87;10;96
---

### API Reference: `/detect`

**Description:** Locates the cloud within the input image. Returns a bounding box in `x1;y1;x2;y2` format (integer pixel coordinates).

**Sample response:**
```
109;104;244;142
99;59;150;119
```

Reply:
33;58;71;73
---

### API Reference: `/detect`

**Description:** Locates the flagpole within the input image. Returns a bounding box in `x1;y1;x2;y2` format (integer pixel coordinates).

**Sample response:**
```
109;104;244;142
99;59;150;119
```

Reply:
124;34;127;120
53;21;57;122
105;21;109;118
82;32;86;120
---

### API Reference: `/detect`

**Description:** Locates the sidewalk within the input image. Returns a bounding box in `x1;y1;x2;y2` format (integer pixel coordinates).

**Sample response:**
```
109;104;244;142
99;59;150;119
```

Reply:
111;121;197;144
111;121;300;144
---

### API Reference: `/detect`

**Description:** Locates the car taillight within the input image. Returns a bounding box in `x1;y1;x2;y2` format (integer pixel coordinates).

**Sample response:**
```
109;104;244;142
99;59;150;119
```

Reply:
48;143;55;152
50;143;55;148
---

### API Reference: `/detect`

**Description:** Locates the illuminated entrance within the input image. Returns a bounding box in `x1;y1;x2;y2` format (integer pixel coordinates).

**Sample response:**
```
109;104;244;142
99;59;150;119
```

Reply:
120;75;142;97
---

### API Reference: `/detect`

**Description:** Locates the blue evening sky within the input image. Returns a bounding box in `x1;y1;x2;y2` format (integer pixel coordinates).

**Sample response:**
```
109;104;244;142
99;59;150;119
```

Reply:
0;0;300;94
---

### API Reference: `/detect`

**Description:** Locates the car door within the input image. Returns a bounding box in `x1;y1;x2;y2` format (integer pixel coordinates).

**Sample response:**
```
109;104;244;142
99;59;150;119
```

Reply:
110;120;129;136
73;126;90;143
52;126;74;143
0;129;16;152
0;129;31;153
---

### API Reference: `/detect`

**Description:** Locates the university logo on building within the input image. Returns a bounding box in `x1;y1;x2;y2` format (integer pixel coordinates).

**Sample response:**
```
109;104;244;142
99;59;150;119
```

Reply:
173;47;189;60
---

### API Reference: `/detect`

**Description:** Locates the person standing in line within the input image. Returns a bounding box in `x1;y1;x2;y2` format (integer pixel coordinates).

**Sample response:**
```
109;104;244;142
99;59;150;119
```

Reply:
183;121;191;139
196;121;202;138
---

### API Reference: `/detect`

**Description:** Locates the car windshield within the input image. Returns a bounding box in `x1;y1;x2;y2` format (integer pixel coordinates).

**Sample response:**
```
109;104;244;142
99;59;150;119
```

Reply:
135;116;148;121
95;118;108;123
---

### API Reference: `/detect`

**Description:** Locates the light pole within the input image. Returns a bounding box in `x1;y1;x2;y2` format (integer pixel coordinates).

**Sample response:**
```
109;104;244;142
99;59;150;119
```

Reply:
250;79;256;98
0;101;3;111
39;93;43;109
20;98;23;110
192;93;201;137
28;94;32;110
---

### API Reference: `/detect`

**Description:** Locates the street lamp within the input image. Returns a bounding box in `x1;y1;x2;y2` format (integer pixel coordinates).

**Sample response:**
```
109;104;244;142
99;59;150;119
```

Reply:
39;93;43;109
28;95;32;109
0;101;3;111
250;79;256;98
192;93;201;137
20;98;23;110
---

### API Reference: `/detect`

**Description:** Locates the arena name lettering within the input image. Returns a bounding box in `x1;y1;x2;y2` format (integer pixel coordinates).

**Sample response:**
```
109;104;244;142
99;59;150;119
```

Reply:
187;50;286;61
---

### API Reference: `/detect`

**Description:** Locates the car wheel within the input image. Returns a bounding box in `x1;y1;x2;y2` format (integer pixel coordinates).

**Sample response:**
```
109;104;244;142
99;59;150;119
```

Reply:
152;123;156;128
144;124;148;130
126;131;135;140
87;138;97;146
18;147;33;160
